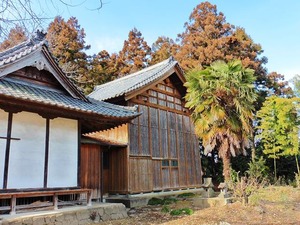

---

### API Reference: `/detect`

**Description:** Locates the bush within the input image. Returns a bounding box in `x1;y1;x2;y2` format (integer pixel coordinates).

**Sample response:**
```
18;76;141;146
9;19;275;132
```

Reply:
177;193;196;198
148;197;178;205
170;208;193;216
148;197;163;205
162;197;178;205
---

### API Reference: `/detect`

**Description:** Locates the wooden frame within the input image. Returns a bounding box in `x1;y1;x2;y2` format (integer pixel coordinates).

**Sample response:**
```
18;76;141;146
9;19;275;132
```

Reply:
0;189;92;214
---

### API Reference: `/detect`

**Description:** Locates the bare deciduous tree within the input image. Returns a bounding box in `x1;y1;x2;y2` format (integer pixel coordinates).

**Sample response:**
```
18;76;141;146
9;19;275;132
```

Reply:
0;0;102;41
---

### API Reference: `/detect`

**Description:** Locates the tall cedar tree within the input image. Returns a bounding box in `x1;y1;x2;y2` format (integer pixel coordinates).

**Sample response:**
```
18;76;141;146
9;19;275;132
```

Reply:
117;28;151;77
185;60;257;181
175;2;267;85
266;72;293;97
0;26;27;51
150;36;178;65
46;16;90;89
84;50;119;94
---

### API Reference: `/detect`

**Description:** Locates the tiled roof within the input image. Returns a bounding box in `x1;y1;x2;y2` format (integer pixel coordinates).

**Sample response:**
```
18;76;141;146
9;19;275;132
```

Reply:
0;32;87;101
88;57;179;101
0;32;46;66
0;78;139;119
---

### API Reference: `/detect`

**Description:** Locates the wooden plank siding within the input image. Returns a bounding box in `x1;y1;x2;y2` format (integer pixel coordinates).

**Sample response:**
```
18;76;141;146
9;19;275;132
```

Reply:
126;78;201;193
108;147;128;194
80;144;101;199
129;157;153;193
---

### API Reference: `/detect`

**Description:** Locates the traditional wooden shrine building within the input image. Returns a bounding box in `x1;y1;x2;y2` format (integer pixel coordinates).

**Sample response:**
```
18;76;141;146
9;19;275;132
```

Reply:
0;33;139;213
88;57;202;196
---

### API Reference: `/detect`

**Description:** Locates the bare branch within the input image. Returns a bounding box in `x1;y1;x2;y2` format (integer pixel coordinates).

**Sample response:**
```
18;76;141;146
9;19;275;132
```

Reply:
0;0;103;42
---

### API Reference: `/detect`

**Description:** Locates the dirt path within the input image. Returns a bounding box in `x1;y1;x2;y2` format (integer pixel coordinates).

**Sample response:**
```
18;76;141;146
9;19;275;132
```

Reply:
97;187;300;225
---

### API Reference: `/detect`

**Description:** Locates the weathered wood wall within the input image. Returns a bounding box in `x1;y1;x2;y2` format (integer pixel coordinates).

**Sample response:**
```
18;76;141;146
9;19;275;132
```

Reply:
127;78;202;193
108;147;128;193
81;144;129;196
80;144;101;199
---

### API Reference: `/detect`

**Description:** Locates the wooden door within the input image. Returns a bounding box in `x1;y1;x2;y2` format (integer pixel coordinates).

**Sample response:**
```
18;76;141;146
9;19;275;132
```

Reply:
80;144;101;199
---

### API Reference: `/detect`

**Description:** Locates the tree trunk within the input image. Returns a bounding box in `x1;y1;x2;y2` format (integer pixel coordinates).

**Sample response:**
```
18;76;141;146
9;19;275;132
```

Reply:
251;135;255;161
274;157;277;181
222;152;231;182
296;155;300;174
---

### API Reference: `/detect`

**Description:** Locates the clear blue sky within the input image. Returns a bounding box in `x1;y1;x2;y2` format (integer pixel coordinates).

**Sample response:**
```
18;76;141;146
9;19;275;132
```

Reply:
42;0;300;80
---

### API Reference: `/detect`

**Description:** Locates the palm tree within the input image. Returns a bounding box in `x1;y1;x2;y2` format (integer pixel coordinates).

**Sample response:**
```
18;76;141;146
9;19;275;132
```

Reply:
185;60;257;182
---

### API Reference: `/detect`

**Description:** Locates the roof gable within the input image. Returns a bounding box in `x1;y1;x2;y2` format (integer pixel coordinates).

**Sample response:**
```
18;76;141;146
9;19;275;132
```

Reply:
88;57;186;102
0;34;87;101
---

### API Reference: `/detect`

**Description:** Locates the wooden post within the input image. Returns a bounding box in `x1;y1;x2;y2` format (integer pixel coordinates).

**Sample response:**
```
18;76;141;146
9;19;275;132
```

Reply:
87;190;92;206
10;195;16;215
53;194;58;210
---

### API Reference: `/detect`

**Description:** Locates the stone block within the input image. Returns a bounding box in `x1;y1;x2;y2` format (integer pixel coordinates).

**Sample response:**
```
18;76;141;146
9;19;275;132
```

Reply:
76;211;89;221
32;216;45;225
101;214;110;221
96;208;104;216
55;214;64;222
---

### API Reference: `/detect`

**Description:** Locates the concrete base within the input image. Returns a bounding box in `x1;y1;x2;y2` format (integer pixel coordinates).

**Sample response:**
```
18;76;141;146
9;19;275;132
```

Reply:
0;203;128;225
106;188;205;208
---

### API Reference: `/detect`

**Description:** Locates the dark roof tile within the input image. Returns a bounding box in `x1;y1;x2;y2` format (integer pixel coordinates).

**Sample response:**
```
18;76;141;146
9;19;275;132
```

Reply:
88;57;179;101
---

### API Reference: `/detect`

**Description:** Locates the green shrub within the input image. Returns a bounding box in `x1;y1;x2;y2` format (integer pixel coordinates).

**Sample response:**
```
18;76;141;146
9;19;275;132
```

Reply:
162;197;178;205
177;193;196;198
148;197;163;205
170;208;193;216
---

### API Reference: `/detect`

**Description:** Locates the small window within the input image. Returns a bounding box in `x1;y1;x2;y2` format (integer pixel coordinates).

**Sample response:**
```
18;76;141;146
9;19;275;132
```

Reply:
162;160;169;167
171;160;178;167
166;86;173;93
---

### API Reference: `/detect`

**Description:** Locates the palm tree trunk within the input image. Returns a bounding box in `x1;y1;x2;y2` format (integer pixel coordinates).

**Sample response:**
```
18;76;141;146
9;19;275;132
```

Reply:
223;153;231;182
251;135;255;161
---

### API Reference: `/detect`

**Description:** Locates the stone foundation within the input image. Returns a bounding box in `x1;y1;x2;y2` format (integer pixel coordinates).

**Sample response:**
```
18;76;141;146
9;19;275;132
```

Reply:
106;188;204;208
0;203;127;225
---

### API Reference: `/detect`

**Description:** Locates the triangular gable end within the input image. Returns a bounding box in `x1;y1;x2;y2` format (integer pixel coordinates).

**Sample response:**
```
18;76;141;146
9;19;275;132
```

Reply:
0;42;87;101
125;62;187;101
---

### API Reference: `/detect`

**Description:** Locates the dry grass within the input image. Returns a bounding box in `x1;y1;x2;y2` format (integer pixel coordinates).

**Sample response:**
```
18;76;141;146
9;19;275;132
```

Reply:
97;186;300;225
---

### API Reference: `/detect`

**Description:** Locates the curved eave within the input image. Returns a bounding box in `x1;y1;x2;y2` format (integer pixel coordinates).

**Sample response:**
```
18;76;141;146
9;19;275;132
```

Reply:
0;93;140;122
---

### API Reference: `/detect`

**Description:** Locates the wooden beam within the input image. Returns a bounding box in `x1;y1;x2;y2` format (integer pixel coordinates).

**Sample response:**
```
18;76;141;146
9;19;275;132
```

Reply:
43;118;50;188
3;112;13;189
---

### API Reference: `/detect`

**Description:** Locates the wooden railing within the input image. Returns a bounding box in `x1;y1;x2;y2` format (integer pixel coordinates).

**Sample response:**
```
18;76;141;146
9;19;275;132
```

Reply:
0;188;92;215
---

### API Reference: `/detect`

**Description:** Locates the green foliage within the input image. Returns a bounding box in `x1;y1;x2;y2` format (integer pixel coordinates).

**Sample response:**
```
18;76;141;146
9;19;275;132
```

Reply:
256;96;300;179
148;197;177;206
162;198;178;205
175;1;267;90
185;59;257;181
247;157;269;183
177;193;196;198
148;197;163;205
161;205;170;213
170;208;193;216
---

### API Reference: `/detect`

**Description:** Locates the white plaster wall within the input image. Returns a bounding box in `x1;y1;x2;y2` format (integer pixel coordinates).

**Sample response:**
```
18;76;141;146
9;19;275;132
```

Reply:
0;109;8;189
47;118;78;188
8;112;46;189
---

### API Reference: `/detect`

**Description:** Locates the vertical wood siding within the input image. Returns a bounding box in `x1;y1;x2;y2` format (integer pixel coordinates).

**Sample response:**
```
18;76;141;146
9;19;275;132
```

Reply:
80;144;101;199
126;78;202;193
